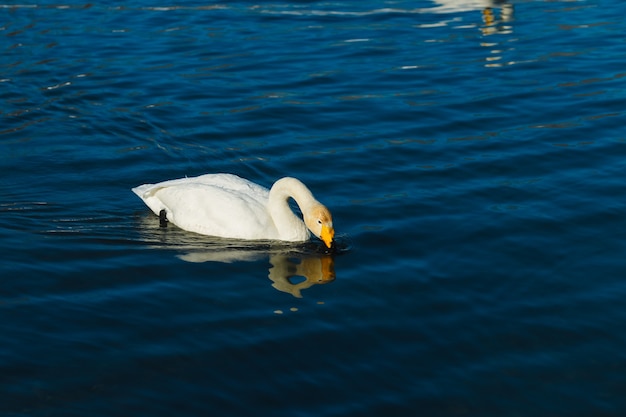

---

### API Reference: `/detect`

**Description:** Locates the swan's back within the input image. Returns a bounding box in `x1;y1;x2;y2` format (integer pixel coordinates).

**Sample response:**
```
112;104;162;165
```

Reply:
133;174;279;240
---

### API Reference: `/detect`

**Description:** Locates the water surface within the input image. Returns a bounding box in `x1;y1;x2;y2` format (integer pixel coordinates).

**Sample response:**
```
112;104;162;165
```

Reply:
2;1;626;415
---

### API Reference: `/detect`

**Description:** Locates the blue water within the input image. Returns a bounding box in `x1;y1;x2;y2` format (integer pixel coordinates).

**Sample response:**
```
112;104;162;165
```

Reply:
3;0;626;415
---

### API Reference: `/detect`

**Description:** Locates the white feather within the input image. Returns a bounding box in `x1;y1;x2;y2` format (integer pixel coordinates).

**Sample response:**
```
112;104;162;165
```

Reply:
132;173;333;244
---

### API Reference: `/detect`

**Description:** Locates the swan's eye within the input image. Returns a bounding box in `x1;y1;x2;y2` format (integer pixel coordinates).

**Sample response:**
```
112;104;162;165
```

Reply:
317;219;322;225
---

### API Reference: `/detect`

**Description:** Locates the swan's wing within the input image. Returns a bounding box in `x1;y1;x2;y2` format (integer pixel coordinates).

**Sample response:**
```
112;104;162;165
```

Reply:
158;183;276;239
132;173;270;216
133;177;278;240
191;173;270;197
132;183;169;216
133;173;269;202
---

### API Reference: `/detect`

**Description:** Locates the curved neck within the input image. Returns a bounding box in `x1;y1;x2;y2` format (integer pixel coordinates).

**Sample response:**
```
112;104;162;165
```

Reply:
268;177;317;240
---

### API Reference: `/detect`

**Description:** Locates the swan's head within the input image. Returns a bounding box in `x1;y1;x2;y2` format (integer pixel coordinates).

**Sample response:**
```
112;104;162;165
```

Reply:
305;205;335;249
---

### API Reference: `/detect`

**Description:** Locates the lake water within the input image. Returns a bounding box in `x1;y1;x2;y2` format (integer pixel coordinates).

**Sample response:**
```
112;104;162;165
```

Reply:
3;0;626;415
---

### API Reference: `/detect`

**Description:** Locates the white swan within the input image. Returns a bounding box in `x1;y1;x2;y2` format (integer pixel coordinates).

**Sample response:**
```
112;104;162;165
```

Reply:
132;173;335;249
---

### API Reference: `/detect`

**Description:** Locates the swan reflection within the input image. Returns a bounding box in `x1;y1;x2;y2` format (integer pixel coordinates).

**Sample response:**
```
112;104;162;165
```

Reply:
136;212;336;298
268;255;335;298
179;250;335;298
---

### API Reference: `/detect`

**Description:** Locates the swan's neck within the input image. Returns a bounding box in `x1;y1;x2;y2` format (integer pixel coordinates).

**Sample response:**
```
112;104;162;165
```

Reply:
268;177;317;241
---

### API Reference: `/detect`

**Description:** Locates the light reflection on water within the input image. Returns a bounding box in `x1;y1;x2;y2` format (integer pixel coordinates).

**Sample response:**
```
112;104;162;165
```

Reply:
428;0;517;67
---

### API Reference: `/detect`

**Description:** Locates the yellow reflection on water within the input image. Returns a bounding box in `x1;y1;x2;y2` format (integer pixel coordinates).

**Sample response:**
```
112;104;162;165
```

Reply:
479;3;514;35
429;1;516;67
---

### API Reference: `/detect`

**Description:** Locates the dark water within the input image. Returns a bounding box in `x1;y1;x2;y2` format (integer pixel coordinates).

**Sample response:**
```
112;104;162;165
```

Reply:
3;1;626;415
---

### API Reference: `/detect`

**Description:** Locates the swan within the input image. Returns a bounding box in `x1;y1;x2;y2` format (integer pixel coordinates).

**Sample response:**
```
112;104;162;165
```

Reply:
132;173;335;249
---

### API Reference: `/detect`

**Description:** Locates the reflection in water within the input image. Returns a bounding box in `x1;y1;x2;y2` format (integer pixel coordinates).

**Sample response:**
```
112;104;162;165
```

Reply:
430;0;513;17
476;1;514;36
268;255;335;298
183;251;335;298
136;212;337;298
429;0;515;67
430;0;514;33
180;249;336;298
